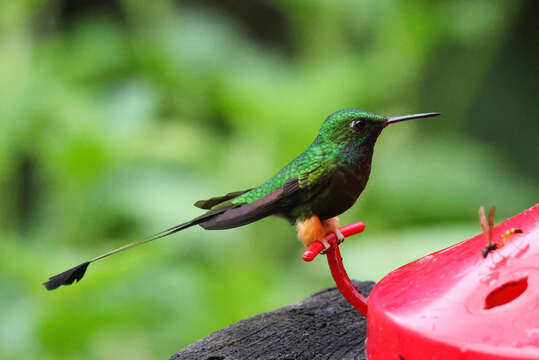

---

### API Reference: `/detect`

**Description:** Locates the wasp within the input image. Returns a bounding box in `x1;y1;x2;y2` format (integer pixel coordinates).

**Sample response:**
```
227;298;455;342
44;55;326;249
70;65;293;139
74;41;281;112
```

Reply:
479;206;522;258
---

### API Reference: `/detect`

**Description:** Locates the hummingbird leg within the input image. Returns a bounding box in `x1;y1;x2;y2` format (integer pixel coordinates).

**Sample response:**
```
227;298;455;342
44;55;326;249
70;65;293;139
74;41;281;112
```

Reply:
296;216;344;252
322;217;344;244
334;229;344;244
318;217;343;254
296;215;326;248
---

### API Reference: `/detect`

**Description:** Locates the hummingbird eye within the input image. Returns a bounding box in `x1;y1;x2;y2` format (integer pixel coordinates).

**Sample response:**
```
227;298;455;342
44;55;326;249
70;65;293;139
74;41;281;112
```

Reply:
350;119;365;131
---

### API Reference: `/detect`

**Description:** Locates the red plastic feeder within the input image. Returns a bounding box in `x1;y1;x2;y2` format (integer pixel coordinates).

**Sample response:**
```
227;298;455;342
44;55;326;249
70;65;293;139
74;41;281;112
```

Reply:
304;204;539;359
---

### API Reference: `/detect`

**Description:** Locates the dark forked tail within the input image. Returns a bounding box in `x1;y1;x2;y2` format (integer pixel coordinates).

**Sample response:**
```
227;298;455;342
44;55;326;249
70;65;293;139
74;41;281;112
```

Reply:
43;209;227;290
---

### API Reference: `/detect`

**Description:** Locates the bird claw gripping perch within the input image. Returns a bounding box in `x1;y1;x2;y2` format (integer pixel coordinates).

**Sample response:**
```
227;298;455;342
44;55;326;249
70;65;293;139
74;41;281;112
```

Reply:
335;228;345;244
319;229;345;255
321;238;331;252
302;221;368;317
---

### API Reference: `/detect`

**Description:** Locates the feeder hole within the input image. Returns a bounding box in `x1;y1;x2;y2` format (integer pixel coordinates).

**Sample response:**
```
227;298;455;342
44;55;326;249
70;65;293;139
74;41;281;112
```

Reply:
484;277;528;310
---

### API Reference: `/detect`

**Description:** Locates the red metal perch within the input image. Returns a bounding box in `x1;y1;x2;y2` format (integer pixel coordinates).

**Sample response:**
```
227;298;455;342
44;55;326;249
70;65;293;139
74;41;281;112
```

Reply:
302;221;368;316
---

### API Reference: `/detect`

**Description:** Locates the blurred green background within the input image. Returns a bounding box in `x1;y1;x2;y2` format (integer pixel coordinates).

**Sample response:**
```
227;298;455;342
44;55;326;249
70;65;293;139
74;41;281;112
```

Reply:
1;0;537;359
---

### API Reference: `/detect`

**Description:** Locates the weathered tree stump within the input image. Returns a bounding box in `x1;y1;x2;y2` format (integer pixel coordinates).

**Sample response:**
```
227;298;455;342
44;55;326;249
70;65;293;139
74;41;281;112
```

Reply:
171;281;374;360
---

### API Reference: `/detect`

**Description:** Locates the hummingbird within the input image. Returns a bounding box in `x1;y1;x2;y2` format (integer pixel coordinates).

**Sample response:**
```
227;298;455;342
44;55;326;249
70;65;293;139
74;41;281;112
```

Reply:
44;109;439;290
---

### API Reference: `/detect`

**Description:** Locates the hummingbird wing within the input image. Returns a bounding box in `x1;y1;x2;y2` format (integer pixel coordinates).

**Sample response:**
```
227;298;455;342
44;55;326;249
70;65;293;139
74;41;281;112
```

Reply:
200;162;332;230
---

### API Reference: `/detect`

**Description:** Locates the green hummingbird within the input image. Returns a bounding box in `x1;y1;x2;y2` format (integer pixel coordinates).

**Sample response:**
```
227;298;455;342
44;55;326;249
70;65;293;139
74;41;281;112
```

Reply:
44;109;439;290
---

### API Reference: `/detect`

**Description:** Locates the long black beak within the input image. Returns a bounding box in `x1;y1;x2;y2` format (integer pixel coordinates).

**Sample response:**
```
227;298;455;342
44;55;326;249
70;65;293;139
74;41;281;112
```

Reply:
385;112;440;126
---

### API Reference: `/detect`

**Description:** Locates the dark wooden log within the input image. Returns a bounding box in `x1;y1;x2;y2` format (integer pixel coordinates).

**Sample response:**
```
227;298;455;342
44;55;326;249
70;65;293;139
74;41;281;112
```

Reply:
171;281;374;360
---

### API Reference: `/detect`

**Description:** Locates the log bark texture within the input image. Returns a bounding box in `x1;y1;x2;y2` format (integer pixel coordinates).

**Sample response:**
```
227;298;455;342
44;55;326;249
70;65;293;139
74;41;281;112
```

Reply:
171;280;374;360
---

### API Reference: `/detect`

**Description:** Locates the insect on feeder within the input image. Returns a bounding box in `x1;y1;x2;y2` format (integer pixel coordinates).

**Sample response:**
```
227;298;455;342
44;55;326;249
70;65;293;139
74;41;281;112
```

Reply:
303;204;539;359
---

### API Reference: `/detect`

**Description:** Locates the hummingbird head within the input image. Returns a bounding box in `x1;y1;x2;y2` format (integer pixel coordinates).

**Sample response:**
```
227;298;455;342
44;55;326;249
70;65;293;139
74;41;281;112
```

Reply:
316;108;439;147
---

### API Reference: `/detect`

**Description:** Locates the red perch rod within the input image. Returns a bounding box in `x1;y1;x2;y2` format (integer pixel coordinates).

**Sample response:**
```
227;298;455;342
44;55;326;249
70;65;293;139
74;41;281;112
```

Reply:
302;221;368;316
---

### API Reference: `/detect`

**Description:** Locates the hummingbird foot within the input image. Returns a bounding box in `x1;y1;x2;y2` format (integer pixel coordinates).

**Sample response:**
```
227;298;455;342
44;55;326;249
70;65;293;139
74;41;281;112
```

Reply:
319;229;345;254
334;228;345;244
296;215;343;252
322;217;341;239
319;217;342;254
321;238;331;252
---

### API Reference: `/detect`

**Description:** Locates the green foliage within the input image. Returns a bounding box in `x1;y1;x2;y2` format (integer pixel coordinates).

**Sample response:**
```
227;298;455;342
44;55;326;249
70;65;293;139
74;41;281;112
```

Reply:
0;1;535;359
